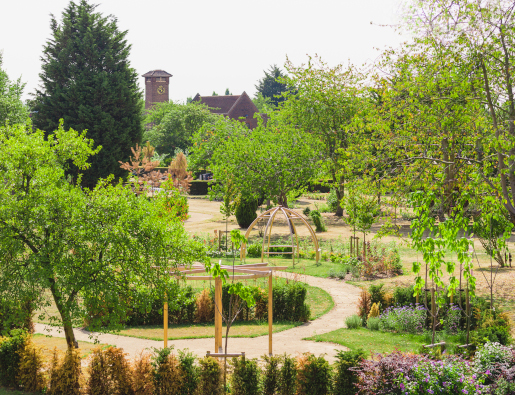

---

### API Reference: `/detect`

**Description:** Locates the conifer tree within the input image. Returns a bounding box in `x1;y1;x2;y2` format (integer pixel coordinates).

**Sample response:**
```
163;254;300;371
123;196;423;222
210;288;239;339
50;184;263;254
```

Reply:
32;0;142;186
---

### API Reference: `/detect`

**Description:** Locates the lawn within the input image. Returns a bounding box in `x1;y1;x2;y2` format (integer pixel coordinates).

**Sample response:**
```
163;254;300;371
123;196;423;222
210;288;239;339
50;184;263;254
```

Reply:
32;333;108;360
0;388;32;395
305;328;461;357
117;280;333;341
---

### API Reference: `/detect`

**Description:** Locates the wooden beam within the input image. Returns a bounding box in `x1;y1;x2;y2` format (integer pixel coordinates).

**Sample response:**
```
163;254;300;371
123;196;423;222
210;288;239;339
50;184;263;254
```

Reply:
268;273;273;356
215;277;222;353
163;294;168;348
177;274;271;281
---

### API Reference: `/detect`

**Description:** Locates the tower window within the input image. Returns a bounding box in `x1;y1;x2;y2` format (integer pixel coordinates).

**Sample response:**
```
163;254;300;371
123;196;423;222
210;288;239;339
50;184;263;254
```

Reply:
157;77;166;82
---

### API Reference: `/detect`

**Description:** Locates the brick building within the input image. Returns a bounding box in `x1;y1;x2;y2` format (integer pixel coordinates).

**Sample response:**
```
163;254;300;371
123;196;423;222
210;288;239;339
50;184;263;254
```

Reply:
192;91;260;129
142;70;172;110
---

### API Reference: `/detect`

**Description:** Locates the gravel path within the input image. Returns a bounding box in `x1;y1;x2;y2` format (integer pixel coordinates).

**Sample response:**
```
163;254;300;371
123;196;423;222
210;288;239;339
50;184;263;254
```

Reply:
35;273;361;363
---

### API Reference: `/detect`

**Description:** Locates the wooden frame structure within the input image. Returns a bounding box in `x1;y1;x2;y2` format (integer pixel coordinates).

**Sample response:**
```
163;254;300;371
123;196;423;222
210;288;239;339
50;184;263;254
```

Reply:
240;206;320;265
163;262;287;355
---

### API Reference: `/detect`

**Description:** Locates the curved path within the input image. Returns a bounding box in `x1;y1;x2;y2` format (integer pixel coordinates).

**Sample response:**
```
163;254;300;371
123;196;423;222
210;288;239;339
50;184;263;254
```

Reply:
35;273;361;363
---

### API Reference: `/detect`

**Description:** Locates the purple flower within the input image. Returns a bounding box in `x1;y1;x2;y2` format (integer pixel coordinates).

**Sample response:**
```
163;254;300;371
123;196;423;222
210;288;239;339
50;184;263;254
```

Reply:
485;370;490;375
462;390;468;394
428;390;434;394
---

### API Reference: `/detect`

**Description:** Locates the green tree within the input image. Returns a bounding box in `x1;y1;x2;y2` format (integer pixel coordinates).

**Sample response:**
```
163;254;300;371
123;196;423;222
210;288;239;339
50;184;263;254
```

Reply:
0;53;28;125
0;123;204;349
211;115;322;207
144;101;219;156
282;56;373;215
255;65;289;107
32;0;143;187
224;88;232;95
252;92;274;113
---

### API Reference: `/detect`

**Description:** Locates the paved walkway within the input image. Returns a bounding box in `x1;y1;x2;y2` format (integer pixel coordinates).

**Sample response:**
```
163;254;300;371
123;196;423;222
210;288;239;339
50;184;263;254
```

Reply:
35;272;361;363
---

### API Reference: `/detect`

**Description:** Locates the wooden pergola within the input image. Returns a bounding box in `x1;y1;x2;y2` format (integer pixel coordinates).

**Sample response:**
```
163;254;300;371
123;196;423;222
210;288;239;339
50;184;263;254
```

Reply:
240;206;321;265
164;262;287;355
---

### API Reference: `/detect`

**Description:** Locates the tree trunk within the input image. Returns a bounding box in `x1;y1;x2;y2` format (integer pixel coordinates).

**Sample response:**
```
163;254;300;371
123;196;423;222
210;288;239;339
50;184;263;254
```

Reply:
50;287;78;350
335;175;345;217
278;193;288;208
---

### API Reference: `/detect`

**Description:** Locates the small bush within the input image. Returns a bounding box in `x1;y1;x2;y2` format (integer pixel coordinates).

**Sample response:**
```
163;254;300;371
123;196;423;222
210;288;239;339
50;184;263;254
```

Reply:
296;353;332;395
368;284;386;308
273;282;311;322
367;317;380;331
230;356;261;395
328;269;347;280
262;355;280;395
472;325;512;348
356;289;371;323
86;346;134;395
235;197;258;228
327;188;339;212
194;289;213;323
151;347;184;395
393;285;416;306
302;207;311;217
278;355;297;395
198;356;223;395
48;348;83;395
178;349;199;395
345;315;362;329
17;338;46;393
474;342;514;383
247;243;262;258
368;303;380;319
379;304;426;334
333;349;367;395
253;287;267;321
0;329;29;387
309;210;326;232
132;352;155;395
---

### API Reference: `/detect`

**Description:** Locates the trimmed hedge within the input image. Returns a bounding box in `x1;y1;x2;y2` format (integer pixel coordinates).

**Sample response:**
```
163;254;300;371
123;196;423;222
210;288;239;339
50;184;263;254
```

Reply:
189;180;213;195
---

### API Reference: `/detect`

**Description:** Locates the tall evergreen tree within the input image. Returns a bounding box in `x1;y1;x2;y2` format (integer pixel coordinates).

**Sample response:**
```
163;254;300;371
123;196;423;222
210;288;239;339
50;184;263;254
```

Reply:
254;65;288;107
32;0;142;186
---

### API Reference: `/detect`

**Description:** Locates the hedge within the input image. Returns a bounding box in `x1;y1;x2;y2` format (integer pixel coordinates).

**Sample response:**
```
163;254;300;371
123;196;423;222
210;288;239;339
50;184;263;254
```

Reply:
189;180;211;195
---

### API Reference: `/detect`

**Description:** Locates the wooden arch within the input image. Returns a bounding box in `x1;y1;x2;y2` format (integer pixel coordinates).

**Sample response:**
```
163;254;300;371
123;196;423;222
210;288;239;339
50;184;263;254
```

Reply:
240;206;320;265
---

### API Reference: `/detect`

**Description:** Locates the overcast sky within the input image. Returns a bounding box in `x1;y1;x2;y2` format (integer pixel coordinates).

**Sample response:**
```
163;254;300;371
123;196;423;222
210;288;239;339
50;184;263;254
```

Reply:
1;0;406;104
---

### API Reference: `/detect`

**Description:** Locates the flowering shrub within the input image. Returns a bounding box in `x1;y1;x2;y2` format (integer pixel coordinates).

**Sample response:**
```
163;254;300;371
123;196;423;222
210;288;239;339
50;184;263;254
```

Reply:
397;358;487;395
379;304;426;334
443;304;461;334
473;342;514;383
355;351;428;395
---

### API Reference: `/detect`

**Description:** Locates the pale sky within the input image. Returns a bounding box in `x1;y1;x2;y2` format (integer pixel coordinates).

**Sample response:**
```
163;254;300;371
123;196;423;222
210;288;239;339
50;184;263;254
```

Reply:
1;0;406;104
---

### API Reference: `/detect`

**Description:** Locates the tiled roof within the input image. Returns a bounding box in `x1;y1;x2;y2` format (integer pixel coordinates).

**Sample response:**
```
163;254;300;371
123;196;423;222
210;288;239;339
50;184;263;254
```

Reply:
142;70;173;77
193;94;240;114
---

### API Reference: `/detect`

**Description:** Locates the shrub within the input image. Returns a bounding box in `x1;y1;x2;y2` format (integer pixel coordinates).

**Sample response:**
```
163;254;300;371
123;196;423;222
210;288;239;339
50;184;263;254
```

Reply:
278;355;297;395
493;377;515;395
48;348;83;395
368;303;380;319
178;349;199;395
273;282;310;322
355;351;427;395
444;304;461;334
0;329;29;387
356;289;371;323
302;207;311;217
368;284;386;308
132;352;155;395
161;182;189;221
151;347;184;395
474;342;514;383
345;315;362;329
327;269;348;280
327;188;339;212
253;287;267;321
379;304;426;334
235;197;258;228
399;357;487;395
247;243;262;258
0;298;35;334
194;289;213;323
230;356;261;395
472;325;512;348
86;346;134;395
367;317;380;331
198;356;223;395
296;353;332;395
17;338;46;393
333;349;367;395
310;210;326;232
262;355;280;395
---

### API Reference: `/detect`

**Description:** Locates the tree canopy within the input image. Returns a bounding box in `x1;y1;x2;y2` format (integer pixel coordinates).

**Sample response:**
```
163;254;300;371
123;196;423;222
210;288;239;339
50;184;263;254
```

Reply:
0;123;204;349
254;65;289;107
32;0;143;187
143;101;219;157
0;54;28;126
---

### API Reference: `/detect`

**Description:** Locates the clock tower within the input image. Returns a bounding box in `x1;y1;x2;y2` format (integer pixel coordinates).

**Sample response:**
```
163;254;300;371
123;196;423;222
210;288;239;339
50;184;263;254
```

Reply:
142;70;172;110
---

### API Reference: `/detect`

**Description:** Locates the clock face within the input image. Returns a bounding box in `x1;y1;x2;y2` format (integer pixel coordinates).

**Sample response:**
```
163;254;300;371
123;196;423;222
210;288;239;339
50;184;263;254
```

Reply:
157;85;165;94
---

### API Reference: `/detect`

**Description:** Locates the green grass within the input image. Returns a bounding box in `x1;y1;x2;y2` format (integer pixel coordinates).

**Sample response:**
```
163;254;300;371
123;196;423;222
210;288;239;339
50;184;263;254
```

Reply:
0;388;33;395
118;320;301;341
305;328;461;357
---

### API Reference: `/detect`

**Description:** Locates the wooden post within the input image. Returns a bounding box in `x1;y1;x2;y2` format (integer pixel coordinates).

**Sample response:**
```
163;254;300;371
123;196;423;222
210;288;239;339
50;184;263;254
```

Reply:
350;236;353;255
431;288;436;330
164;294;168;348
268;272;273;356
215;277;223;353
